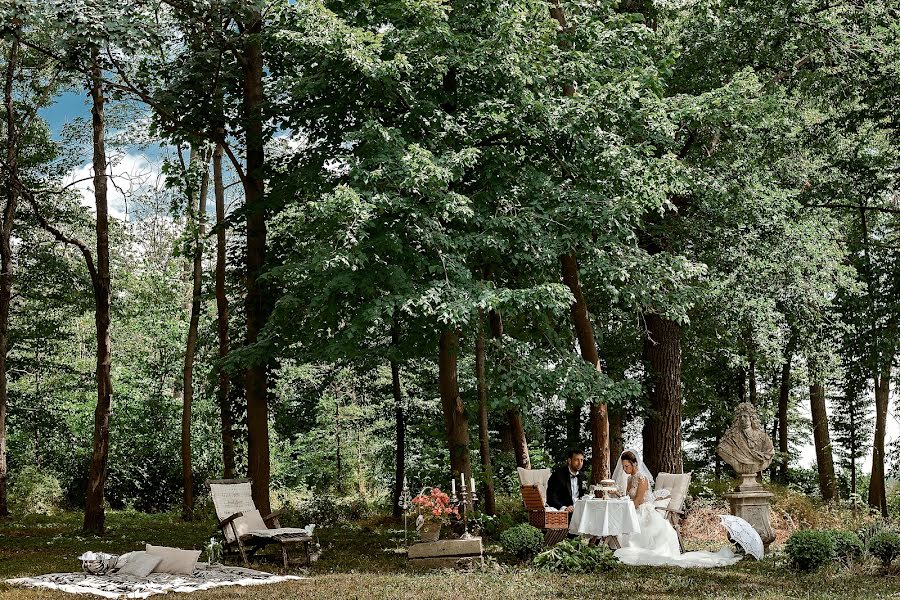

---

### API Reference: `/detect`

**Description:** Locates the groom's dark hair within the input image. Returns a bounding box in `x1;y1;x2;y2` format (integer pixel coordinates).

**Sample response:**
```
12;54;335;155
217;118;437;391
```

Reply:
567;448;584;459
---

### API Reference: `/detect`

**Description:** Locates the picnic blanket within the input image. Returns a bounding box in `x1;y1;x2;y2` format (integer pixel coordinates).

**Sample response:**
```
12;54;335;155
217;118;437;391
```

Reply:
6;563;303;599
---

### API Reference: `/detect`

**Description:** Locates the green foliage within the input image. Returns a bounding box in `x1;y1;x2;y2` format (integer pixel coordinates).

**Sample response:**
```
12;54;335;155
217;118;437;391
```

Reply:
784;530;836;572
867;531;900;567
532;537;617;574
499;524;544;561
825;530;864;564
8;465;64;515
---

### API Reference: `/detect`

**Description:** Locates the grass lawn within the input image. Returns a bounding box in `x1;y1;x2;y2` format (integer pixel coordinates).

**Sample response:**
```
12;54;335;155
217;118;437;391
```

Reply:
0;511;897;599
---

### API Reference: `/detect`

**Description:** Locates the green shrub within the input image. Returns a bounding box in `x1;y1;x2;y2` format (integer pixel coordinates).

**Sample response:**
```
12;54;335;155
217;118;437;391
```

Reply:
856;520;892;546
784;530;836;572
868;531;900;567
9;465;64;515
825;530;864;564
499;524;544;560
533;537;617;574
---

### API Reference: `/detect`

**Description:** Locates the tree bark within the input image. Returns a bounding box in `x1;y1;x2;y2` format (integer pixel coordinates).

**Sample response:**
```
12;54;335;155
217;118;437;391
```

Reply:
0;38;19;517
808;365;838;501
212;143;235;479
609;408;624;475
83;56;113;534
335;398;343;494
241;8;271;516
390;313;405;518
868;365;890;515
560;254;609;482
641;313;683;476
475;314;497;515
487;310;530;468
777;344;793;483
439;328;471;480
181;149;209;520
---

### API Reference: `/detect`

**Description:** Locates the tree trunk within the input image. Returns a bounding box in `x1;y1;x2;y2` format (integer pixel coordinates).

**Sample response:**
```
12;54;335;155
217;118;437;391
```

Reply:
0;39;19;517
868;366;890;515
475;314;497;515
439;328;471;480
390;314;405;518
748;356;757;405
335;398;343;494
83;57;113;535
777;345;792;483
487;310;530;468
560;253;609;482
181;149;209;520
609;408;623;475
641;313;683;476
212;143;235;479
808;366;838;501
241;9;271;516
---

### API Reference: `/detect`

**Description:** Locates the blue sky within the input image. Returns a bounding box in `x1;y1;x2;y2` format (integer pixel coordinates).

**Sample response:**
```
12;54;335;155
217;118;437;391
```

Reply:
40;91;88;138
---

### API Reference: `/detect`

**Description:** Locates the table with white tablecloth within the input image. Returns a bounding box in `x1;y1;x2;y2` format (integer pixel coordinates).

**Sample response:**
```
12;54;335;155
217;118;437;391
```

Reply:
569;497;641;541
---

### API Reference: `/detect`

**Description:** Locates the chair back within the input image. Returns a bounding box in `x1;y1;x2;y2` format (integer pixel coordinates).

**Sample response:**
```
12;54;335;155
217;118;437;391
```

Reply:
517;468;551;507
208;479;261;542
655;472;691;514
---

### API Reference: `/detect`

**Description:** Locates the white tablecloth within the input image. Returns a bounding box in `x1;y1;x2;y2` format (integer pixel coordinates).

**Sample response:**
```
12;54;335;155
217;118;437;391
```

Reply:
569;497;641;537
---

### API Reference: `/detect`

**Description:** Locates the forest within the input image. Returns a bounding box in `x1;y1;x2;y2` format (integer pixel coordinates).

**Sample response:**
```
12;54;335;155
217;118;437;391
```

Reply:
0;0;897;558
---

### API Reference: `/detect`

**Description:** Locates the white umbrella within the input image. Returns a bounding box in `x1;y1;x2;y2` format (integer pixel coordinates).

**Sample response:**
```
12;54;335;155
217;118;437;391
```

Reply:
719;515;764;560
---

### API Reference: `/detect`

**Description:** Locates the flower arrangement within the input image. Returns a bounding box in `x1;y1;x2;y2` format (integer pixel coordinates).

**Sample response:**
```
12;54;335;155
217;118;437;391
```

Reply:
411;487;458;526
204;536;224;565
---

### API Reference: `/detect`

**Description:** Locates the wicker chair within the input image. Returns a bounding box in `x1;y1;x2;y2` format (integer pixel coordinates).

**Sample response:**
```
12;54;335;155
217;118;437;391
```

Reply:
653;472;692;552
517;468;569;546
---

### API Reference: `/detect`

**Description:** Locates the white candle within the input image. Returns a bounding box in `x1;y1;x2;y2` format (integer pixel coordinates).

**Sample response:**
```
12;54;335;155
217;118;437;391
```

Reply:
461;473;466;490
451;479;456;495
470;477;476;493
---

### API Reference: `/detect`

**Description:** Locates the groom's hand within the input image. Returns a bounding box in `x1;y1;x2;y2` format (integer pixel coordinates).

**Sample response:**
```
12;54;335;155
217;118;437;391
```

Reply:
566;506;574;512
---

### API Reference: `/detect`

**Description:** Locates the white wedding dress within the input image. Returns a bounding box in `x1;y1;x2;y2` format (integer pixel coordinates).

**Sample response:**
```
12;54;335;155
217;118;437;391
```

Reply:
612;451;741;568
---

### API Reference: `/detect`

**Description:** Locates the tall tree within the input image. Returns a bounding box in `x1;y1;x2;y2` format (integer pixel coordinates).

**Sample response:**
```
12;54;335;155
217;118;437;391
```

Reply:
808;361;837;501
239;3;272;515
212;143;235;479
0;37;19;517
181;147;209;519
474;312;496;515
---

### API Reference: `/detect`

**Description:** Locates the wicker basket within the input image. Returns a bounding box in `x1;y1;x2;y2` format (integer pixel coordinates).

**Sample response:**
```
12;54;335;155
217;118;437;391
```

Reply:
528;510;569;530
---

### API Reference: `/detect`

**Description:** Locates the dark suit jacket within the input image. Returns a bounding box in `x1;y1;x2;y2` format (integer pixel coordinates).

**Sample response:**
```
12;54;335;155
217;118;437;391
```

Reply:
545;466;586;509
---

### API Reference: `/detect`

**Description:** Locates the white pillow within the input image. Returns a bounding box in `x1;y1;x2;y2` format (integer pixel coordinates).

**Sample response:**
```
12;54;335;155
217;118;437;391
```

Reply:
225;509;269;542
117;552;162;578
146;544;201;575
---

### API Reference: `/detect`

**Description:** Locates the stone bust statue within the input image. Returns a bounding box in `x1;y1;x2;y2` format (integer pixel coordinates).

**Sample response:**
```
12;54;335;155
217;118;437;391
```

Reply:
717;402;775;475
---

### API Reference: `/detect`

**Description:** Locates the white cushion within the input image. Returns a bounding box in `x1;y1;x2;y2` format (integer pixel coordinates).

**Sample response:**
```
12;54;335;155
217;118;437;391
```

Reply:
117;551;162;578
230;509;269;540
146;544;201;575
656;472;691;512
517;468;552;505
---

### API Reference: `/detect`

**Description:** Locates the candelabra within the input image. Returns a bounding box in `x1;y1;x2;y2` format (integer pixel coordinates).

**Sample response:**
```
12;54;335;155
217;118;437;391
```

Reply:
451;478;478;540
398;477;412;546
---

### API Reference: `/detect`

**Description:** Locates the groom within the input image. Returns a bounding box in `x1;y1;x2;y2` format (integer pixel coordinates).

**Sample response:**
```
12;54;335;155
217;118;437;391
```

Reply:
546;449;587;511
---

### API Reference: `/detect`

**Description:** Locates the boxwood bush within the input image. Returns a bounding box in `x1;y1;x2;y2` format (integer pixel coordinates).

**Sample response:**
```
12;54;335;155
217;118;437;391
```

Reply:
499;524;544;560
868;531;900;567
784;530;835;572
826;530;864;564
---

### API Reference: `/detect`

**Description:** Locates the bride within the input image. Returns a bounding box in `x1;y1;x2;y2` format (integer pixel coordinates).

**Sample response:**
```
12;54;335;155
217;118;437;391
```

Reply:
611;449;741;568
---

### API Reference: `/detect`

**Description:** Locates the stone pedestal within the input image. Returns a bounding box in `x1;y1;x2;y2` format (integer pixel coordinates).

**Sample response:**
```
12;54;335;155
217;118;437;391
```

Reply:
726;487;775;553
407;537;483;570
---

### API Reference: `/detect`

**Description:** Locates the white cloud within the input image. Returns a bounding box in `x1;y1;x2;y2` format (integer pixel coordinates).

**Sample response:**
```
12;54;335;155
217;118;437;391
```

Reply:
63;152;163;221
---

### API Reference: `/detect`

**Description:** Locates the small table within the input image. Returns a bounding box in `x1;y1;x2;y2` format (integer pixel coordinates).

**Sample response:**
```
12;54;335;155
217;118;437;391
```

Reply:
569;497;641;546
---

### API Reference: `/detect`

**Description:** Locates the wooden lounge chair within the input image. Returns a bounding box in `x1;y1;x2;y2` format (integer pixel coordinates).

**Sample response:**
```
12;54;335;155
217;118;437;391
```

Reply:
207;478;312;568
517;467;569;546
654;472;692;553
